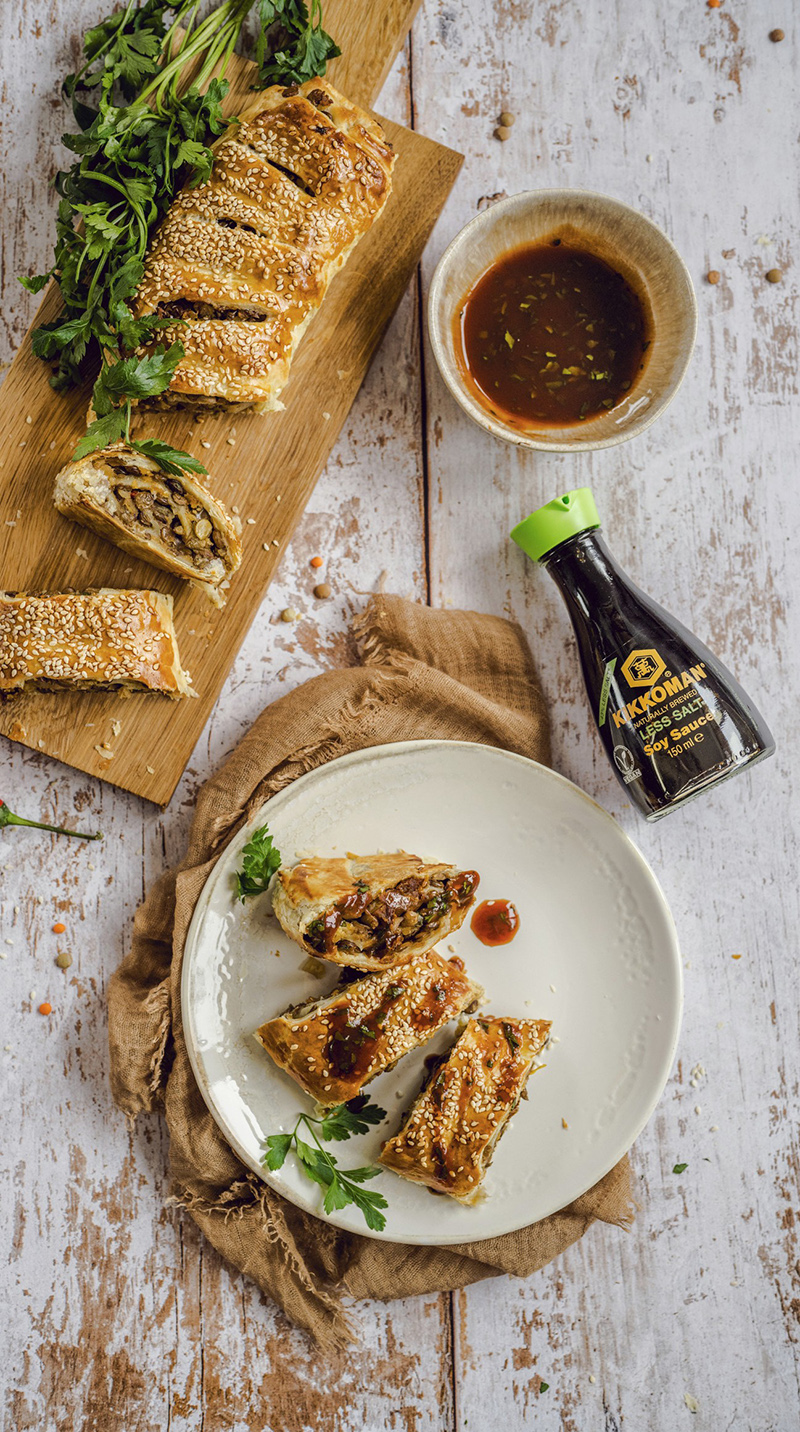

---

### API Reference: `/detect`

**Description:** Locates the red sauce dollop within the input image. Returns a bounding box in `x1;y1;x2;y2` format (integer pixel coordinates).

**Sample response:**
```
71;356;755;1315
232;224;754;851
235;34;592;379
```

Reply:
470;899;520;946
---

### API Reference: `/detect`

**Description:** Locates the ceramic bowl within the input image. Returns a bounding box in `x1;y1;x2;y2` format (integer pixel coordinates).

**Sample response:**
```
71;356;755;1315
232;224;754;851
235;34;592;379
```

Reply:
427;189;697;452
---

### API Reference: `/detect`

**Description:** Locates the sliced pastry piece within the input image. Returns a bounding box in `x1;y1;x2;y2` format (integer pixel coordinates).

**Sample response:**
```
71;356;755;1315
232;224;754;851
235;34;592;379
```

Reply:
272;853;479;971
0;589;192;697
378;1015;551;1203
53;445;241;606
132;78;395;412
255;949;484;1107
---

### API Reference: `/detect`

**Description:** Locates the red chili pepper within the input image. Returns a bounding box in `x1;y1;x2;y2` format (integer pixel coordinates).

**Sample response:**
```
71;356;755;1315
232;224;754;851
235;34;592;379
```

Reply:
0;800;101;841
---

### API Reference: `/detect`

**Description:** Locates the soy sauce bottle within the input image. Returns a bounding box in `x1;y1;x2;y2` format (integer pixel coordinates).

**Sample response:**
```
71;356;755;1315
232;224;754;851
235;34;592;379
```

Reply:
511;489;775;820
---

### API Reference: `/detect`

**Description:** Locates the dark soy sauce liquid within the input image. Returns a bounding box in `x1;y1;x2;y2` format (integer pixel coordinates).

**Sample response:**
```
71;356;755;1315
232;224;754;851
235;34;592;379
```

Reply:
544;531;775;819
457;240;649;429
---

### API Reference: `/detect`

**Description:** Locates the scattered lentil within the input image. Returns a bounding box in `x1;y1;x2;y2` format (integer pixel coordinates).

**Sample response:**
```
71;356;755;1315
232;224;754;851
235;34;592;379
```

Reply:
310;556;324;568
39;1002;52;1015
494;125;512;141
56;952;73;970
769;27;784;41
313;583;332;599
281;607;299;623
766;268;783;283
499;110;515;127
52;922;66;934
707;269;720;284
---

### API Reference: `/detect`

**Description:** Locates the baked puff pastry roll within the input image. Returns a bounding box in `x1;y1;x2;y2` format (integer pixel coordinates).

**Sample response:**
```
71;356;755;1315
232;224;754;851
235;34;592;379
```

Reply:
255;949;484;1108
53;445;241;606
379;1016;551;1203
272;854;480;971
132;78;395;412
0;589;191;697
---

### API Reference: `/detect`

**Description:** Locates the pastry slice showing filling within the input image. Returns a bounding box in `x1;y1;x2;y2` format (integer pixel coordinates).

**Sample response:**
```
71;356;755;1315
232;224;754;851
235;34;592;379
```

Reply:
272;853;480;970
255;949;484;1107
379;1015;551;1203
54;445;242;606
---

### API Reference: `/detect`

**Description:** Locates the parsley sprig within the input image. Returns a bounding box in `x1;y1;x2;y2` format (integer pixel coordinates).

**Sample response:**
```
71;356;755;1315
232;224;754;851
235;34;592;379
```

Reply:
263;1096;389;1231
21;0;339;470
236;822;282;901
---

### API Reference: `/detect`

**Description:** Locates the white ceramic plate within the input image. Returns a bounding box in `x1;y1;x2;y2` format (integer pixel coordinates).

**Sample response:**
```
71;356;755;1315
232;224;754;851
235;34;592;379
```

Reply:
182;741;682;1244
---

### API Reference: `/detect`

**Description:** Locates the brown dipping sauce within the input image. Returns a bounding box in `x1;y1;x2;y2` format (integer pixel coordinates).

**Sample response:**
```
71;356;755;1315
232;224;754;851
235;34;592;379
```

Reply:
470;899;520;946
456;239;650;429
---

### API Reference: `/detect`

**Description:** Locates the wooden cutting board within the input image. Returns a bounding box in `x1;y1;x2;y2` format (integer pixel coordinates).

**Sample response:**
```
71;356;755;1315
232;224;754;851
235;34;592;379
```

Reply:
0;0;462;805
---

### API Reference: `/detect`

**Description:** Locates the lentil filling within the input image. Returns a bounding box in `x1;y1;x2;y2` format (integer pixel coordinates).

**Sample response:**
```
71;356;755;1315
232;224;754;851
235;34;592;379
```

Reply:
102;456;222;570
305;869;479;961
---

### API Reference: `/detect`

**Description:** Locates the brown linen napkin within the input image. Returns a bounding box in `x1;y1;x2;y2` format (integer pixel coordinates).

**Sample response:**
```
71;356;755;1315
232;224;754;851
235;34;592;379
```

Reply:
108;594;634;1349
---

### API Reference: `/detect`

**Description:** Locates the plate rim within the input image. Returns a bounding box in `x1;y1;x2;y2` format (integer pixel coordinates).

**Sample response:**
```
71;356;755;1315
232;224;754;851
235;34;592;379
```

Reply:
181;738;683;1244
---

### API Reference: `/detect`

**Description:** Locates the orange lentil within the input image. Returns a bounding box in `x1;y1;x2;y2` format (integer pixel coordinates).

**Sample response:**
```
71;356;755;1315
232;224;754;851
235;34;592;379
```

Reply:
52;922;66;934
310;556;324;568
707;0;721;8
38;1002;52;1015
707;270;721;285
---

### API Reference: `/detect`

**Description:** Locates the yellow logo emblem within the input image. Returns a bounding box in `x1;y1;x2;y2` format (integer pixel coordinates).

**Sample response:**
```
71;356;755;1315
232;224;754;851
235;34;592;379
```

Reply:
621;648;666;687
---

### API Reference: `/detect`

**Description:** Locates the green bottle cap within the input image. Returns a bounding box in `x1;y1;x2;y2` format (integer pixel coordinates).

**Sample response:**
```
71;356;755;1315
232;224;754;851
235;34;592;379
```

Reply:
511;487;601;563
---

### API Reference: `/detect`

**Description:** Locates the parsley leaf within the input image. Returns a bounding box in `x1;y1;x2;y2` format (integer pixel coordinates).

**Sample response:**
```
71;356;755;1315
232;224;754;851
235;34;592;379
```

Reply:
73;410;128;460
92;343;184;410
672;1162;688;1175
318;1096;387;1141
19;271;53;295
235;823;282;901
262;1097;389;1232
131;439;208;477
263;1132;293;1170
255;0;340;88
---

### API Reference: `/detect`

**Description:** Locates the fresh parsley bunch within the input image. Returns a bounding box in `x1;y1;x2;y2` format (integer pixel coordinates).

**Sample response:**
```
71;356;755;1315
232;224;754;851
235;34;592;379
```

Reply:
263;1097;389;1231
21;0;339;472
255;0;340;87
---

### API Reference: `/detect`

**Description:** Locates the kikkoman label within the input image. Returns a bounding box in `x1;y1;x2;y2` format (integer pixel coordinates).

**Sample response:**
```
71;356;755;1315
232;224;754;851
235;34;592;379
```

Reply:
620;648;667;687
610;660;709;729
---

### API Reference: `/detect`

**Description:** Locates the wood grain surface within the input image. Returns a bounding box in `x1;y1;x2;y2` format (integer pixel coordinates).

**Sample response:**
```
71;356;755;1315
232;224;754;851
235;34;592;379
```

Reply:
0;15;461;805
1;2;799;1430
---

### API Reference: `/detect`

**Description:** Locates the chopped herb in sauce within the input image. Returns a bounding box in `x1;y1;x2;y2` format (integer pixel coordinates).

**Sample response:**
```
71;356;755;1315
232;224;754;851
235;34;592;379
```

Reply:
457;239;650;429
502;1020;521;1053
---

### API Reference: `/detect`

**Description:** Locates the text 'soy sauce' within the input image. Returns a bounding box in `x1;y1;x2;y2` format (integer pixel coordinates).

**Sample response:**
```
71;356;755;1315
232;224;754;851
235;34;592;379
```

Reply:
511;489;775;820
456;239;650;430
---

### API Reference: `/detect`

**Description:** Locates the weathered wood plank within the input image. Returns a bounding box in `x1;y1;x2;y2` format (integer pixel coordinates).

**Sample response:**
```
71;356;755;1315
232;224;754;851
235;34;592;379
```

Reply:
413;0;800;1426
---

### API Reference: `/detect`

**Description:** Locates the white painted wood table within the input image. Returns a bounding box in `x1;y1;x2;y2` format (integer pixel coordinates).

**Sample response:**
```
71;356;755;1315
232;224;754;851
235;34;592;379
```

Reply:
1;3;798;1428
